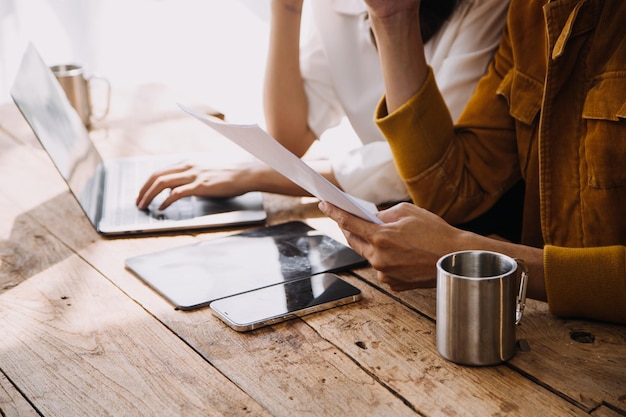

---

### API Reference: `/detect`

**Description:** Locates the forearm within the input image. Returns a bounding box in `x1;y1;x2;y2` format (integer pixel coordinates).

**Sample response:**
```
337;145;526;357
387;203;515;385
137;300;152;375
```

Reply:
366;4;428;112
377;61;519;224
264;0;315;157
242;159;339;196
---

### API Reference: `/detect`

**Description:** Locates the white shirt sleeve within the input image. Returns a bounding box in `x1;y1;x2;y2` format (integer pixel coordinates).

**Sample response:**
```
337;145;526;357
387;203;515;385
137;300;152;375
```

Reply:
300;14;346;139
330;141;411;204
330;0;510;204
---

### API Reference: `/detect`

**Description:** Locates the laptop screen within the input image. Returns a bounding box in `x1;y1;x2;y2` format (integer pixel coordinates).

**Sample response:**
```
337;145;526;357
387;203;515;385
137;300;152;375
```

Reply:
11;44;104;226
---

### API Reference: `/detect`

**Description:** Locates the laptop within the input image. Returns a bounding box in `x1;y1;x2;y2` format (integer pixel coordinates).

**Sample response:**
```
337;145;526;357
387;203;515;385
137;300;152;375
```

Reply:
10;44;267;235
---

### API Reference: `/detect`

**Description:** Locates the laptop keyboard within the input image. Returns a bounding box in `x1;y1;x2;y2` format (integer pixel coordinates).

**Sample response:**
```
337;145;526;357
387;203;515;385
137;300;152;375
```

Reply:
97;155;265;234
104;157;197;227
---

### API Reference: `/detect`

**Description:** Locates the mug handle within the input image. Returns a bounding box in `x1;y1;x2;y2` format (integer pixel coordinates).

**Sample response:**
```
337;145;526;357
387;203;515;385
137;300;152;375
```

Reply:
514;259;529;325
87;75;111;120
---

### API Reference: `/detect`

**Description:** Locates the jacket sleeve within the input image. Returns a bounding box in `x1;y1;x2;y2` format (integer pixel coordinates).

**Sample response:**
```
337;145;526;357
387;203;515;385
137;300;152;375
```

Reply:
375;66;520;224
544;245;626;324
373;13;521;225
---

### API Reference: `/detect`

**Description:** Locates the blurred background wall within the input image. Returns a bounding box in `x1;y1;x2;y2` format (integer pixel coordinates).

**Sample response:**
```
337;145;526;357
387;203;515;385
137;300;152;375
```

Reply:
0;0;360;153
0;0;292;123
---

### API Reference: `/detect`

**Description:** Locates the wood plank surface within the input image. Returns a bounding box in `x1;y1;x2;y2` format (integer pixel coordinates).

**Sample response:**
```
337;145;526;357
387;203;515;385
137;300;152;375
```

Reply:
307;274;588;416
0;94;420;416
0;153;270;416
4;183;585;416
354;258;626;414
0;129;584;416
0;251;270;417
0;372;40;417
2;85;625;417
592;405;626;417
9;159;419;415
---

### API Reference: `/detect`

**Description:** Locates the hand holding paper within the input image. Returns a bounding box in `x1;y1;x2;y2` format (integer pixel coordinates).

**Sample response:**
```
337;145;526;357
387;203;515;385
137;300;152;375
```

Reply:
178;104;382;224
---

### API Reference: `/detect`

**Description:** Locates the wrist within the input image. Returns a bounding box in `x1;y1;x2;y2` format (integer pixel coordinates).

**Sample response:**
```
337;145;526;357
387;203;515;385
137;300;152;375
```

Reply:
368;7;421;47
367;4;420;31
271;0;304;15
237;161;285;194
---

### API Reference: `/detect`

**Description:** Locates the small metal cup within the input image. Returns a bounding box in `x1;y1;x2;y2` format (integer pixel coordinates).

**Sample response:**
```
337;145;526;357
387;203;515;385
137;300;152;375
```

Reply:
436;250;528;366
50;64;110;128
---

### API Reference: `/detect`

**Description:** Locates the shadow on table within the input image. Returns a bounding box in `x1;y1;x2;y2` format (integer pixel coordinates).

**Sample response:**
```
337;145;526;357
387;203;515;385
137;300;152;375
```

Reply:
0;193;89;295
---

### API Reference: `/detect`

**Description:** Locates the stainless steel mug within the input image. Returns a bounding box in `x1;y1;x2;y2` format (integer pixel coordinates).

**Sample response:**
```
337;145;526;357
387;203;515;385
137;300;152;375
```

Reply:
50;64;110;128
436;250;528;366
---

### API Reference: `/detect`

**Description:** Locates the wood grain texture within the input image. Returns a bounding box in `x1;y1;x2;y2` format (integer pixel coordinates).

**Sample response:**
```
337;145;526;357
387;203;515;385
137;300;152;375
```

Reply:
0;254;270;416
0;178;269;417
2;84;625;417
352;258;626;414
0;372;40;417
304;275;589;417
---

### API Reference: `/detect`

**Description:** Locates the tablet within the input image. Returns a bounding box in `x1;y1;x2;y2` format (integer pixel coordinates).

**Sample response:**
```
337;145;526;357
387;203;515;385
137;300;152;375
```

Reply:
125;221;367;310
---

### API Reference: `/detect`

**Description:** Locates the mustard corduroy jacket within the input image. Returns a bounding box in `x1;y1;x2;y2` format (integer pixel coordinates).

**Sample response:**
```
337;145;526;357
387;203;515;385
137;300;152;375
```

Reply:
375;0;626;324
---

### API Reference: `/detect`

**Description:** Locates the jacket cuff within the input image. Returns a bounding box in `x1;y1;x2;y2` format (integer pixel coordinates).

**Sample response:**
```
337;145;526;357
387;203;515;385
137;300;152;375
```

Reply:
544;245;626;324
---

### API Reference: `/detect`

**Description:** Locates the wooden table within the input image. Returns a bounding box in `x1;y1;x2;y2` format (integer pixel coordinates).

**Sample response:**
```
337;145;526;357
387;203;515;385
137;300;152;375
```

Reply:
0;84;624;417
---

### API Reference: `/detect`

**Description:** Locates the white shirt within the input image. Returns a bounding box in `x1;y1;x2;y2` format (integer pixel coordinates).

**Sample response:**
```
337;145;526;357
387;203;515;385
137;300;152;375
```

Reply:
300;0;510;204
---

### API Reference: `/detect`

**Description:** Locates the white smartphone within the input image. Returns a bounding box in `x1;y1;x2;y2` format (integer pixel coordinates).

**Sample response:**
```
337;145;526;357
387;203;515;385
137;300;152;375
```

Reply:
209;273;362;332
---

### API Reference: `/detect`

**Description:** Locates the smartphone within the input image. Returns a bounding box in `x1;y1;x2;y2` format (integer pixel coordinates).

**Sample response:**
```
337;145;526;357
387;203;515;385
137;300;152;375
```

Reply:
209;273;362;332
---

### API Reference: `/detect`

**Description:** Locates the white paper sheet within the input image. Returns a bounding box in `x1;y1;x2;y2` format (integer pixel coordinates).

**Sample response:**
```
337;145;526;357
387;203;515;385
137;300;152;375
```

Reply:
178;103;382;224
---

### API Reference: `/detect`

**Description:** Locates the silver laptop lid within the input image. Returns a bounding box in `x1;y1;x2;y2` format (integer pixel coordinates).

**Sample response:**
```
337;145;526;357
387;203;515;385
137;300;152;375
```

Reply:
10;44;104;227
